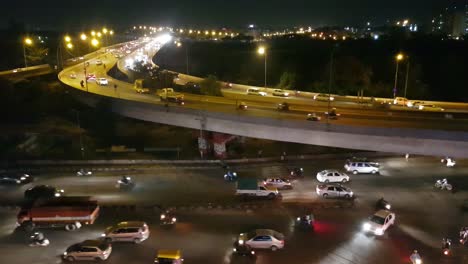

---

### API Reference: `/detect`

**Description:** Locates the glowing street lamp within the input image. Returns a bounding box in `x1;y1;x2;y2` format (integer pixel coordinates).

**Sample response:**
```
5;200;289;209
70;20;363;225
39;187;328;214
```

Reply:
64;35;71;42
257;46;267;87
109;30;114;35
23;37;33;67
80;33;87;41
91;31;96;36
393;53;405;98
66;43;73;49
91;38;99;47
102;28;108;34
97;32;102;38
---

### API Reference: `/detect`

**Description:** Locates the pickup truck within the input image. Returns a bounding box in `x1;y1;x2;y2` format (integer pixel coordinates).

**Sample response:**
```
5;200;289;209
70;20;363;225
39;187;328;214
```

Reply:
157;88;184;104
236;178;279;199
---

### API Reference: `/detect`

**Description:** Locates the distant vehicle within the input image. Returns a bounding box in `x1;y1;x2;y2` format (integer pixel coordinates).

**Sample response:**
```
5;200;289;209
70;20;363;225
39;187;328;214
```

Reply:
0;173;32;185
393;97;413;107
154;249;183;264
102;221;150;243
238;229;285;251
313;93;334;101
63;240;112;262
277;102;290;111
344;160;380;174
417;104;444;111
263;178;292;190
324;108;340;119
272;89;289;97
158;88;185;104
316;170;350;183
362;210;395;236
236;178;279;199
24;185;64;200
95;60;103;65
316;184;353;199
12;68;21;73
441;157;456;167
307;113;321;121
185;82;200;89
160;210;177;225
69;72;77;79
224;82;233;88
97;78;109;86
77;169;92;176
224;171;238;181
86;74;96;81
134;79;150;93
238;102;248;110
288;167;304;178
232;242;256;261
17;196;99;231
247;88;267;96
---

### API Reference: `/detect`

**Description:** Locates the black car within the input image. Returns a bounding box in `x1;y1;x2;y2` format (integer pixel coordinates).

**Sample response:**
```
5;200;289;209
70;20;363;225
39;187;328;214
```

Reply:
24;185;64;200
0;173;33;185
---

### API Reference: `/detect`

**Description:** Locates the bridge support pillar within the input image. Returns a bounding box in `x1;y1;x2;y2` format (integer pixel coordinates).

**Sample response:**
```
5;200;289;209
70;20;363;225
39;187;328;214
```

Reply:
212;133;236;159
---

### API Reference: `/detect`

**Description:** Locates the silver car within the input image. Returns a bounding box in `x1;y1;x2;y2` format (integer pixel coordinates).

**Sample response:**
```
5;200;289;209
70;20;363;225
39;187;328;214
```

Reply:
63;240;112;262
344;161;379;174
316;184;353;199
263;178;292;189
102;221;150;243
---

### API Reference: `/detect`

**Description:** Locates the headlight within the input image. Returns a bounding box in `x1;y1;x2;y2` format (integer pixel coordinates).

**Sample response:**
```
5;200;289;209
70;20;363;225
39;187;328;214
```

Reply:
350;192;354;196
296;217;300;221
20;177;26;180
160;214;166;219
385;204;391;210
374;228;383;235
101;233;106;237
55;193;61;197
16;180;21;184
251;251;255;255
363;223;371;231
233;172;237;176
238;239;244;245
233;248;237;252
63;252;67;256
416;259;422;264
171;217;177;222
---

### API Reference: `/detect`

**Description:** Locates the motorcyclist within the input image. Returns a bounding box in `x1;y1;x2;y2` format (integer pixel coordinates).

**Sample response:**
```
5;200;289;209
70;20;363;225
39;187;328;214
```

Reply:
442;238;451;255
330;108;337;116
410;250;421;264
31;232;45;243
376;197;391;210
460;227;468;244
120;176;131;184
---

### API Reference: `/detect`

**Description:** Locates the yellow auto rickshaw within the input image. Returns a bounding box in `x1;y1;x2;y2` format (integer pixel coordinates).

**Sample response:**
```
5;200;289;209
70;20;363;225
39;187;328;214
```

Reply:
154;249;183;264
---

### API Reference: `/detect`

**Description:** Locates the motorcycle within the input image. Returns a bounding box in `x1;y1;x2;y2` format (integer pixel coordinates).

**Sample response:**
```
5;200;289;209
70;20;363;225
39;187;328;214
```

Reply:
435;179;453;191
232;242;256;260
76;169;92;176
295;213;315;230
117;176;134;189
324;108;340;120
160;210;177;225
238;102;248;110
409;250;422;264
442;238;452;256
460;227;468;245
375;198;392;211
29;232;49;247
224;171;238;182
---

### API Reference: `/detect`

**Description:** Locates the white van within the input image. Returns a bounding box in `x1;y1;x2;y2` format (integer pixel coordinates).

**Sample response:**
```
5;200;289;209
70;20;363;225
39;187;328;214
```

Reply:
247;88;267;96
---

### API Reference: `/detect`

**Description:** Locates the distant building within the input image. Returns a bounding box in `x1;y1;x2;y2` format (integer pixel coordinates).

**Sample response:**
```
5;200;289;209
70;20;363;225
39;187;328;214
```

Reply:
432;0;468;38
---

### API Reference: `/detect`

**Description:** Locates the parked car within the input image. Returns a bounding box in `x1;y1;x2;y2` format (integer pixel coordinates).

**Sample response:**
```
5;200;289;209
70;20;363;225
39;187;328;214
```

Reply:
344;160;380;174
63;240;112;262
362;210;395;236
316;170;350;183
316;184;353;199
24;185;64;200
247;88;267;96
263;178;292;190
0;173;32;185
238;229;285;251
102;221;150;243
272;89;289;97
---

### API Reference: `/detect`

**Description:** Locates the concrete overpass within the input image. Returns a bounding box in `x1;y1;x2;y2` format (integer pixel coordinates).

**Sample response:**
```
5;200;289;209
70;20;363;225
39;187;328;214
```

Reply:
58;37;468;158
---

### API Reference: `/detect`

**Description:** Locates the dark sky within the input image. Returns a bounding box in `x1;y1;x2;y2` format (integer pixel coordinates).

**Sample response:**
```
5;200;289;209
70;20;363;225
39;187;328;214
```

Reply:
1;0;452;30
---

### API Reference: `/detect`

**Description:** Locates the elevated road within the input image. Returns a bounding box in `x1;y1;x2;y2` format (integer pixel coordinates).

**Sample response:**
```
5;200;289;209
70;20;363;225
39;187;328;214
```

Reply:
58;38;468;158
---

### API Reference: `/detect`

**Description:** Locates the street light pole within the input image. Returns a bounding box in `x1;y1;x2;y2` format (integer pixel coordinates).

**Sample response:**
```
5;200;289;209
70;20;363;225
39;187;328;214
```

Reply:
186;45;189;75
73;110;85;159
404;59;410;99
393;53;404;99
264;51;267;88
326;47;335;124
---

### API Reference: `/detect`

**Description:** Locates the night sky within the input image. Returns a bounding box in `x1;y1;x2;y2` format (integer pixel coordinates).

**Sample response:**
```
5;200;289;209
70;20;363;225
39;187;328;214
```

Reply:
1;0;451;30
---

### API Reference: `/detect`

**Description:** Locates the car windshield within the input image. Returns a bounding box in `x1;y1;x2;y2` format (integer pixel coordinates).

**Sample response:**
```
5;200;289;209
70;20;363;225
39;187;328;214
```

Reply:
369;215;385;225
98;243;109;251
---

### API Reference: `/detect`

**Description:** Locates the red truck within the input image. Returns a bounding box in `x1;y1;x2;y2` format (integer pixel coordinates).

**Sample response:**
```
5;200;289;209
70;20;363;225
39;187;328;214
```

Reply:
17;196;99;231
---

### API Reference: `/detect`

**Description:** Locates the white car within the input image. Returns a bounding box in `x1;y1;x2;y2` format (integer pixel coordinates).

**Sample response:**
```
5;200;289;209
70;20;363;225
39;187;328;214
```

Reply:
77;169;92;176
63;240;112;262
102;221;150;243
313;93;334;101
247;88;267;96
344;161;379;174
393;97;413;107
417;104;444;111
316;170;349;183
272;89;289;97
238;229;285;251
263;178;292;190
95;60;103;65
362;210;395;236
316;184;353;199
97;78;109;86
69;73;77;79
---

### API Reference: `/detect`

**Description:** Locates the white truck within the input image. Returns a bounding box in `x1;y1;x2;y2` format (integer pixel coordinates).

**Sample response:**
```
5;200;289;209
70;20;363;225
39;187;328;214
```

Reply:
157;88;184;104
236;178;279;199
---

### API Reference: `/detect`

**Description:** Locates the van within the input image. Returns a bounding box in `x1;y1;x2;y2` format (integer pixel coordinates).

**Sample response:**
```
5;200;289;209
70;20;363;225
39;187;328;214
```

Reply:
247;88;267;96
344;161;379;174
102;221;150;243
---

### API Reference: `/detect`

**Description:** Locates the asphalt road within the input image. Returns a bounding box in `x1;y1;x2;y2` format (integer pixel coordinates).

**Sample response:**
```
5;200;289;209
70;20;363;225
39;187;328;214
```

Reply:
58;40;468;132
1;156;468;264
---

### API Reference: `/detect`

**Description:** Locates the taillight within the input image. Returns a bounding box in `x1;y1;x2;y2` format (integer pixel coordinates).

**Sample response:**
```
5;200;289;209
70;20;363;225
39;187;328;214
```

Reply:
280;240;284;245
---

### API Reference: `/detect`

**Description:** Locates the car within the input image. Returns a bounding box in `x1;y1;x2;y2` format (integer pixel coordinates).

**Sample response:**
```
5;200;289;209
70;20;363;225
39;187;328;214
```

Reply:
247;88;267;96
77;169;92;176
263;178;292;190
417;104;444;111
316;184;353;199
97;78;109;86
313;93;334;101
272;89;289;97
102;221;150;243
154;249;183;264
238;229;285;251
95;60;103;65
63;240;112;262
69;73;77;79
393;97;413;107
24;185;64;200
316;170;350;183
0;173;32;185
86;74;96;81
288;167;304;178
277;102;290;111
362;210;395;236
344;160;380;174
307;113;321;121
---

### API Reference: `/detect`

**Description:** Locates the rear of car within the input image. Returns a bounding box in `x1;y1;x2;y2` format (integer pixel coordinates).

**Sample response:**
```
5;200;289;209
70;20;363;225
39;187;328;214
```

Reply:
247;88;267;96
272;89;289;97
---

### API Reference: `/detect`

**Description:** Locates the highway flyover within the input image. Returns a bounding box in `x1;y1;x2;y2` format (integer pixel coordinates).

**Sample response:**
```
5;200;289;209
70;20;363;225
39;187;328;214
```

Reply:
58;37;468;158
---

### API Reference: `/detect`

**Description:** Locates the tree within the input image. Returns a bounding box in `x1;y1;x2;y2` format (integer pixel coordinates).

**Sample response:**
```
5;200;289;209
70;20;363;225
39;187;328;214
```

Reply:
200;75;222;96
329;56;372;95
277;71;296;89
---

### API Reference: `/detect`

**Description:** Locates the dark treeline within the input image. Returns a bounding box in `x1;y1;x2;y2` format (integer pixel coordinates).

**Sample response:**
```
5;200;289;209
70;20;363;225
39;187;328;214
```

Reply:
155;36;468;102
